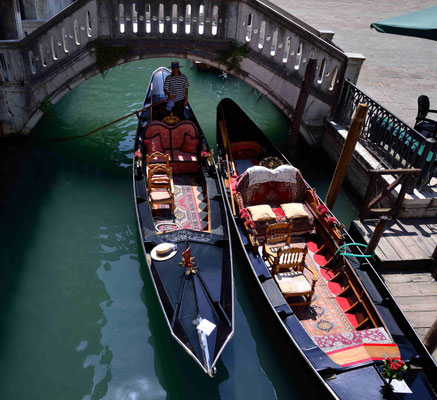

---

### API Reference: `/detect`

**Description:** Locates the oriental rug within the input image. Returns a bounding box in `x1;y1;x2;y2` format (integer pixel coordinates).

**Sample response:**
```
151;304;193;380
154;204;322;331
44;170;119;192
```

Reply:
154;175;203;231
292;243;355;337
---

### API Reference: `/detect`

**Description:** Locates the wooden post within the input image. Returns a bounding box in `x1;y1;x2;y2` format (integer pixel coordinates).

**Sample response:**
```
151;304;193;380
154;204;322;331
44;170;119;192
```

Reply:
432;245;437;280
365;216;391;255
288;58;317;152
424;318;437;354
325;103;368;210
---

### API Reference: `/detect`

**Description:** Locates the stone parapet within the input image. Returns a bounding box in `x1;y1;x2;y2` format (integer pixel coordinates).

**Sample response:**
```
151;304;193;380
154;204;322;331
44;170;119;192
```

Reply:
1;0;363;136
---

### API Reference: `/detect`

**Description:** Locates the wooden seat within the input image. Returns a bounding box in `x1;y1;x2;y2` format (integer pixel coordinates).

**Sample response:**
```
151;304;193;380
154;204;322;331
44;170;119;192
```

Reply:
272;245;318;307
262;222;293;265
147;165;175;212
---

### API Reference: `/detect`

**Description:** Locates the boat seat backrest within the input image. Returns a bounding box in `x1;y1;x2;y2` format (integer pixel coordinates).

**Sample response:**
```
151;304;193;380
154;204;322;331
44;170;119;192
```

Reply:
171;123;198;149
144;121;199;153
236;165;307;206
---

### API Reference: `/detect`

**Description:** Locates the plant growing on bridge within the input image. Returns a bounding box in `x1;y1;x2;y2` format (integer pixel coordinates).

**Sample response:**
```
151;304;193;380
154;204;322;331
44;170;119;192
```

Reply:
86;39;132;77
216;41;249;70
41;95;53;113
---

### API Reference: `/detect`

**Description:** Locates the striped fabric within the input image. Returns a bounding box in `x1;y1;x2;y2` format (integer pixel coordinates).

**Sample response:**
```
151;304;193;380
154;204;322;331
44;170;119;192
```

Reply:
164;74;189;102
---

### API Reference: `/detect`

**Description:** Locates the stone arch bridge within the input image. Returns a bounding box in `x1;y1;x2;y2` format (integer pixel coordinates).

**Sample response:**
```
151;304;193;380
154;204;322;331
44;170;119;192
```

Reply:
0;0;364;136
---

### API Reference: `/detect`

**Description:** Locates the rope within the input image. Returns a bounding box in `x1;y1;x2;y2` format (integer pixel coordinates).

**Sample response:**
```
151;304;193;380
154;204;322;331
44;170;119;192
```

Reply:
155;221;179;233
49;99;167;143
335;243;375;258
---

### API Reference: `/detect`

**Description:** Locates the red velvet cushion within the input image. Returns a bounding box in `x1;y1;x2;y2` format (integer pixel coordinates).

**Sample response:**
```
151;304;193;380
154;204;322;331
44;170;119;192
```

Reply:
145;136;163;154
181;136;199;153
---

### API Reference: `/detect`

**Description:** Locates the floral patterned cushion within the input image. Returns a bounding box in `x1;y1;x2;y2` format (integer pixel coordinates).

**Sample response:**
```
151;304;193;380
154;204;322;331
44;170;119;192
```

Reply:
236;165;306;206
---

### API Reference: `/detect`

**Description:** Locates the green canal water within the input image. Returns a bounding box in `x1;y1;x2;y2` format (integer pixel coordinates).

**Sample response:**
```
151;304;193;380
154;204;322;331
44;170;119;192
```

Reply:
0;58;358;400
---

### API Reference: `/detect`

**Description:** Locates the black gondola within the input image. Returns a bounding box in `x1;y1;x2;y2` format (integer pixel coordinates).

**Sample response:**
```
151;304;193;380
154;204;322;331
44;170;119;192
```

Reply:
216;98;437;398
132;68;233;376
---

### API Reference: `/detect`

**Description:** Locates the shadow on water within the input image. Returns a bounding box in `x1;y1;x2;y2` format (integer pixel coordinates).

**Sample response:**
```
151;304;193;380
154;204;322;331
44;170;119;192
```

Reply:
0;141;113;399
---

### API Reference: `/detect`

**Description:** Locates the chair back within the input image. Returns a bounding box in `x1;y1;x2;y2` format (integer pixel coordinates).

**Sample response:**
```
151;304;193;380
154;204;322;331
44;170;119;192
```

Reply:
147;165;172;191
146;152;170;168
264;222;293;246
272;245;308;275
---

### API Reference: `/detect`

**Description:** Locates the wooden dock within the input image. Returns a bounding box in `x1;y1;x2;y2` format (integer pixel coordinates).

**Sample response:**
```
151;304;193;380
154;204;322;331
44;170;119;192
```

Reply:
350;218;437;269
350;218;437;361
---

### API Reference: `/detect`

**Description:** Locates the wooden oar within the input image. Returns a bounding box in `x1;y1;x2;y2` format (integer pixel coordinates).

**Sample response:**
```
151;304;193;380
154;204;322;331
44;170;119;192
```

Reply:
226;154;236;216
49;98;167;143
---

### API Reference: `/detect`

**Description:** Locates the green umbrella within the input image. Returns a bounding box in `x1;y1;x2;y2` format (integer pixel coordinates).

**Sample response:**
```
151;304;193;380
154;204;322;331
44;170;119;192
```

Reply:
371;6;437;41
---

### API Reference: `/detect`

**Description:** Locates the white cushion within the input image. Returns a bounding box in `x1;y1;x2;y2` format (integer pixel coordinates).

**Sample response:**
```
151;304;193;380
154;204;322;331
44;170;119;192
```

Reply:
281;202;309;220
246;204;276;222
275;271;312;294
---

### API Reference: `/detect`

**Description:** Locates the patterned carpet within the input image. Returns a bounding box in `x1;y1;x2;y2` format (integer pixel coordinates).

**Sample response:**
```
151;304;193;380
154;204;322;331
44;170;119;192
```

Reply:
313;327;393;352
154;175;203;231
292;242;355;337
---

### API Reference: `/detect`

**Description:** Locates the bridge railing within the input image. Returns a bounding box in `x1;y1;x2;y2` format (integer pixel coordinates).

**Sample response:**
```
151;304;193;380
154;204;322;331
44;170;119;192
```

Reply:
336;80;437;188
0;0;350;99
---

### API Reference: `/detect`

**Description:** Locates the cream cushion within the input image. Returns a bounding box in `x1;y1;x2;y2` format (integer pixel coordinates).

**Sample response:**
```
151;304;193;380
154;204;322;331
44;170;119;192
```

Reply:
274;271;311;293
246;204;276;222
281;202;309;220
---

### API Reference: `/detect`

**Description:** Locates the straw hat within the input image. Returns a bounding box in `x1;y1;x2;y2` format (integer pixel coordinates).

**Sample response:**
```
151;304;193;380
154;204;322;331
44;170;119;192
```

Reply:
151;243;178;261
170;61;181;69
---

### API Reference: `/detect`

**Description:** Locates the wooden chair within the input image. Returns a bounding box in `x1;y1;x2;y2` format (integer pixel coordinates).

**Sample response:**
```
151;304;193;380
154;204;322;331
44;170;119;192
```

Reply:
147;165;175;212
146;151;170;167
262;222;293;265
146;152;170;183
272;245;318;307
414;95;437;138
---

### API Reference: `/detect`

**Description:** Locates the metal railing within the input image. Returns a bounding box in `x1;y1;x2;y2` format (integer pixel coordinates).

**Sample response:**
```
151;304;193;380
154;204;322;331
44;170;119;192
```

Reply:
336;80;437;188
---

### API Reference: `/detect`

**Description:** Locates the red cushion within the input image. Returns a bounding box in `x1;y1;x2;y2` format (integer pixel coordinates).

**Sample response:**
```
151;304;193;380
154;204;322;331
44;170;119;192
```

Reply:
145;136;163;154
172;150;198;162
181;136;199;153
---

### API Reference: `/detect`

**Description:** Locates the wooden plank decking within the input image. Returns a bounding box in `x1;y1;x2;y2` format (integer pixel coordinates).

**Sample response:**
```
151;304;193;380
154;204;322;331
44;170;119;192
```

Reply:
349;218;437;361
350;218;437;268
381;272;437;361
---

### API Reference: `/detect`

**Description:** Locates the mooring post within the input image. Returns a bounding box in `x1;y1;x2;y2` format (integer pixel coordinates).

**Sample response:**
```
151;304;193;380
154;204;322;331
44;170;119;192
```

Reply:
288;58;317;153
424;318;437;354
365;216;391;255
432;245;437;280
325;103;368;210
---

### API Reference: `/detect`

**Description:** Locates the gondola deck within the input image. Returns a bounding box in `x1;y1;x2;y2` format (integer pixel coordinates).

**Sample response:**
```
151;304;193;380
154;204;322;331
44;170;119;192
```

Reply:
133;68;233;376
216;98;437;399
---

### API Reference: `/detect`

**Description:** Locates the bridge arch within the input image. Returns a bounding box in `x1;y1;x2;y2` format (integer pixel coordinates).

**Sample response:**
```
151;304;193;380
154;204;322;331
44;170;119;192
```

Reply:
0;0;364;136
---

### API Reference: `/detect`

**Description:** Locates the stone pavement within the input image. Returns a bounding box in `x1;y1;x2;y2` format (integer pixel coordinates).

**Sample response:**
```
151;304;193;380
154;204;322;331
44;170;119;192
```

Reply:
272;0;437;127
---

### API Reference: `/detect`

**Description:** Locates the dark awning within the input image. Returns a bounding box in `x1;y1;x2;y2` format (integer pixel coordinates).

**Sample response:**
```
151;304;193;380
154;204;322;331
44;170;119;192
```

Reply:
370;6;437;41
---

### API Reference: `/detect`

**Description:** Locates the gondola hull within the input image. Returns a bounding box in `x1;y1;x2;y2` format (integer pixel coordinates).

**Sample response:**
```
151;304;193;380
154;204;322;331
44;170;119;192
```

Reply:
216;98;436;398
132;68;233;376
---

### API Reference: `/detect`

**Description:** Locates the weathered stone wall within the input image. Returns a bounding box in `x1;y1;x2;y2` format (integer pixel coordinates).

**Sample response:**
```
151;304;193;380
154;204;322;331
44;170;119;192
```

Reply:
0;0;24;39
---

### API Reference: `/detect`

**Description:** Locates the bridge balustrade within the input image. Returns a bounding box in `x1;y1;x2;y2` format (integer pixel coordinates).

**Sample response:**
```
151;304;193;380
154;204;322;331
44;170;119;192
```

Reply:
0;0;362;135
1;0;348;95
